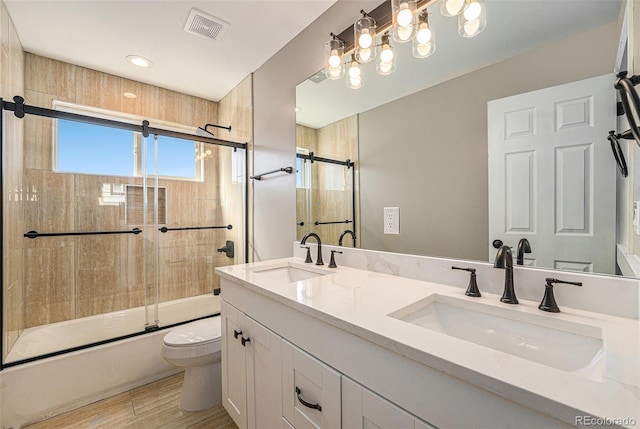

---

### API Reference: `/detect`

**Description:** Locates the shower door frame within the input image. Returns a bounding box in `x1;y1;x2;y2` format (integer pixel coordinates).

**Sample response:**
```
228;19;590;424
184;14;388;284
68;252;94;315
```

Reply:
0;96;249;369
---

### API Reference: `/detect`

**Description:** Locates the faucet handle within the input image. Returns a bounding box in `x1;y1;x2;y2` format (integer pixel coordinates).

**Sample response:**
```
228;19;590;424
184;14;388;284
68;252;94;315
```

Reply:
329;250;342;268
539;278;582;312
451;266;481;297
300;246;313;263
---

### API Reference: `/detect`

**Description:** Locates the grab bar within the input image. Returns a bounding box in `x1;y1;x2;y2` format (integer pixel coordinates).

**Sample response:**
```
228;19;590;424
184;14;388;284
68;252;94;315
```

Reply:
314;220;352;226
250;167;294;181
24;228;142;239
159;225;232;233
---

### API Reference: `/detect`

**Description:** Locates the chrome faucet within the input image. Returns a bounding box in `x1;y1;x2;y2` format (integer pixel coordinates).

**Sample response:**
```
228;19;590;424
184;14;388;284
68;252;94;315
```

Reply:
493;245;518;304
301;232;324;265
516;238;532;265
338;229;356;247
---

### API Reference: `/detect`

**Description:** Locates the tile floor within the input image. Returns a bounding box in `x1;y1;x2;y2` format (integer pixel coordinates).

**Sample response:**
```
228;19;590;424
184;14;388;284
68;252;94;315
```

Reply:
24;372;237;429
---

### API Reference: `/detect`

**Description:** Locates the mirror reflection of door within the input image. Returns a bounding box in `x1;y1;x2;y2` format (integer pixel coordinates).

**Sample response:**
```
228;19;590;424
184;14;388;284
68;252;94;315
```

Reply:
488;74;616;273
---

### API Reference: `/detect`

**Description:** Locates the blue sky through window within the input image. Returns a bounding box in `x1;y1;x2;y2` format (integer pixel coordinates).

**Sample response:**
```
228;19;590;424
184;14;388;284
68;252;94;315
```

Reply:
145;136;196;179
57;119;134;176
56;119;198;180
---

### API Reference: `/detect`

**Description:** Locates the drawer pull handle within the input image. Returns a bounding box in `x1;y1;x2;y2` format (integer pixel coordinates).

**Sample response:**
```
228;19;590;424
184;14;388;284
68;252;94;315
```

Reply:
241;336;251;346
295;387;322;412
233;330;242;339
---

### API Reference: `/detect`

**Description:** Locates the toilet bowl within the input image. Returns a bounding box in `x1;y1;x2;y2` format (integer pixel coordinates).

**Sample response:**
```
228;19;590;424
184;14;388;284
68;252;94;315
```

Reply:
161;316;222;411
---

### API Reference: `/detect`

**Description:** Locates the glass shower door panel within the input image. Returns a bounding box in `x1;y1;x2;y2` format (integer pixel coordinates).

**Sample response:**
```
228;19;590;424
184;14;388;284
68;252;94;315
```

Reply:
155;142;245;327
310;162;355;246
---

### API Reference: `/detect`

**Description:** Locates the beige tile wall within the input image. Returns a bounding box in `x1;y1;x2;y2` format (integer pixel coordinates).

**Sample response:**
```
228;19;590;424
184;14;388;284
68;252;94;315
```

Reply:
18;54;249;331
1;0;25;360
295;116;359;247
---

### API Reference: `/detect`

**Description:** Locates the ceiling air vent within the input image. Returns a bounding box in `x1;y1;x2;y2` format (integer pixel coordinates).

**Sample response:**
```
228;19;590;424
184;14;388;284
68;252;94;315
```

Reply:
183;8;230;42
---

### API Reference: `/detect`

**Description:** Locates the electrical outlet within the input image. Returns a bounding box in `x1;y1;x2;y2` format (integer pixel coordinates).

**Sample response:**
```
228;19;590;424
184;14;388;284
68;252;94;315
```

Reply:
384;207;400;234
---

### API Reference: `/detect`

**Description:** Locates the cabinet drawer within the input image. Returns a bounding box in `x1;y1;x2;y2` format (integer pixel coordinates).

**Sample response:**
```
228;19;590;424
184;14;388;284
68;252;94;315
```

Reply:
282;340;341;429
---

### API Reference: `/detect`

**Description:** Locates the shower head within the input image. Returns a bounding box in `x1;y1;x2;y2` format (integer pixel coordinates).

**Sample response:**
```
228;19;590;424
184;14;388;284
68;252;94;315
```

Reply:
196;126;215;138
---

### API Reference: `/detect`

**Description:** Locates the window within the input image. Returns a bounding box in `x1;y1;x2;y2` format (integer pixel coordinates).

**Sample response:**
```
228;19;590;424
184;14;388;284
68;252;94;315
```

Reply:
53;102;202;181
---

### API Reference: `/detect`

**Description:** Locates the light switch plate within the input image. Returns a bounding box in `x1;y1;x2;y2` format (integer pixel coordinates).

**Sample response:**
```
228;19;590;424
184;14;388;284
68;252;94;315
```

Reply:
384;207;400;234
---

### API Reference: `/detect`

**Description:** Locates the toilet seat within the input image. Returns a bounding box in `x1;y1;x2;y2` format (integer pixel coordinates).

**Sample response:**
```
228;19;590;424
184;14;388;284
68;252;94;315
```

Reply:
163;318;222;347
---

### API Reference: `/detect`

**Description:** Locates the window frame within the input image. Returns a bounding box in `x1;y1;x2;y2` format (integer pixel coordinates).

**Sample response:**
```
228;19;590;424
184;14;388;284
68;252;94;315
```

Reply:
52;101;204;182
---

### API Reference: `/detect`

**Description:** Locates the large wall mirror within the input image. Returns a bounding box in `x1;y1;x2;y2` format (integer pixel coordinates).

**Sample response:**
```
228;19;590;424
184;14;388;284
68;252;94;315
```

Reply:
296;0;639;278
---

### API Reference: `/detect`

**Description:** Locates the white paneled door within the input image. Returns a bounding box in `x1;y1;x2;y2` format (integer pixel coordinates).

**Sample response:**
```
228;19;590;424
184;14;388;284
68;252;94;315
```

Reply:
488;74;616;274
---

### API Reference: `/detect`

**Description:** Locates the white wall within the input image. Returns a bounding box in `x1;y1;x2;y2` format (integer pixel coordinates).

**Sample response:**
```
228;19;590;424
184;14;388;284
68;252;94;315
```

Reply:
251;0;377;261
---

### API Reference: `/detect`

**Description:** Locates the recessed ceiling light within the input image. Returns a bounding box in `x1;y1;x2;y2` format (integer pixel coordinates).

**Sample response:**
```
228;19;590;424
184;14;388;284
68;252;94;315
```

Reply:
123;92;137;99
126;55;153;68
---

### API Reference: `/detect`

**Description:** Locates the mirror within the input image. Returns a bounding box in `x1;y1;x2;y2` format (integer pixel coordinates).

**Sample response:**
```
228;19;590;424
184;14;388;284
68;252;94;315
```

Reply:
296;0;632;277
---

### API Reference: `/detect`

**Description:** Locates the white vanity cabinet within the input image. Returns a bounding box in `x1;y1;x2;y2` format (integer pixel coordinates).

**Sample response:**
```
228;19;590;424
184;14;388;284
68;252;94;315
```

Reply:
281;340;341;429
221;301;283;429
342;377;436;429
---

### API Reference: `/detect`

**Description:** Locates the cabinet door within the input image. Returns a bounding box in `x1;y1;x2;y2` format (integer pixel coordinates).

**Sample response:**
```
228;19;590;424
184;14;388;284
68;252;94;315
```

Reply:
246;316;282;429
342;377;437;429
222;301;248;429
282;340;341;429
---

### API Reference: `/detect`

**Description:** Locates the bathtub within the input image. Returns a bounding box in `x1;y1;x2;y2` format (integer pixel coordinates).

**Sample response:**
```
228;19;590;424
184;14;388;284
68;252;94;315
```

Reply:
6;294;221;363
0;294;221;428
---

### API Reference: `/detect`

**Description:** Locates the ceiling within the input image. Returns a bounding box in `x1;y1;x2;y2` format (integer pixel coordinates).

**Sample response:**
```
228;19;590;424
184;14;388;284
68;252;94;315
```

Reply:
4;0;337;102
296;0;625;129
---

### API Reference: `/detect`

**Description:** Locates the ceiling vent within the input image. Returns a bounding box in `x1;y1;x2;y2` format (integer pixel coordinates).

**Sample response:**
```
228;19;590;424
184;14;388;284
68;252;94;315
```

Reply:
309;71;327;84
184;8;230;42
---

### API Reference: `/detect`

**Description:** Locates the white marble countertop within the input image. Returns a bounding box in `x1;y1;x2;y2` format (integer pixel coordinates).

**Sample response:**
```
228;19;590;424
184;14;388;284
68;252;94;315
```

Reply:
216;257;640;428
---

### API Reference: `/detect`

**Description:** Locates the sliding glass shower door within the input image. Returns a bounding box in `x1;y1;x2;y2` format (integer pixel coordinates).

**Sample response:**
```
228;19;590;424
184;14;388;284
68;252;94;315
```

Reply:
2;102;246;367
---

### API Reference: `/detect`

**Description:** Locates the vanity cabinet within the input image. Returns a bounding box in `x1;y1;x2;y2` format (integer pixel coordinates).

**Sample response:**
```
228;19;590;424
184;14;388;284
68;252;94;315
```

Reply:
281;340;341;429
221;301;283;429
342;377;436;429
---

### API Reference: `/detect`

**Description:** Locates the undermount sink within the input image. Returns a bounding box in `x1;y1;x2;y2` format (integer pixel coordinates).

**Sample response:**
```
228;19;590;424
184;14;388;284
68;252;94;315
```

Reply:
247;262;332;283
388;294;604;374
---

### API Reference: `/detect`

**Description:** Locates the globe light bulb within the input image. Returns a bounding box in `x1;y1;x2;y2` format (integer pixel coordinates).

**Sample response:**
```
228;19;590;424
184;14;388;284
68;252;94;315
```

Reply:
463;18;480;36
416;26;432;44
359;29;373;49
416;42;433;57
359;47;372;62
443;0;465;16
379;62;393;74
328;51;341;68
328;67;342;78
397;25;412;41
463;2;481;21
380;47;394;63
349;64;361;78
349;76;362;89
397;4;413;27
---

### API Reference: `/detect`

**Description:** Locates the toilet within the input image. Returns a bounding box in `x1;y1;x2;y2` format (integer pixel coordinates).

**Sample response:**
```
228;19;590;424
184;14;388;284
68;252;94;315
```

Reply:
161;316;222;411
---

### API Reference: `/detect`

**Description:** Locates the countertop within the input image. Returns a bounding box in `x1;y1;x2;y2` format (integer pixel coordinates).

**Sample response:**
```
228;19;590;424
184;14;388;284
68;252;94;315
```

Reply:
215;257;640;428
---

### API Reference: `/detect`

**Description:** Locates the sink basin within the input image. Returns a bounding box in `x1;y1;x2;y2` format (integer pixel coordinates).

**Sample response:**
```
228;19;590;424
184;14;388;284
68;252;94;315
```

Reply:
388;294;603;373
247;262;332;283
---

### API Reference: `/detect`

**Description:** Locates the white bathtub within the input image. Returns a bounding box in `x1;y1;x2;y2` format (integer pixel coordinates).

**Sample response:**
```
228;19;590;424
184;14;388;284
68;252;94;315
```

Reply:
6;294;221;363
0;294;221;428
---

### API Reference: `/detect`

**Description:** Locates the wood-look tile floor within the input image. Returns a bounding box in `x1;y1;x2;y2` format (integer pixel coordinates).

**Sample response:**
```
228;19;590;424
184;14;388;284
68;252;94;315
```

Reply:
24;372;238;429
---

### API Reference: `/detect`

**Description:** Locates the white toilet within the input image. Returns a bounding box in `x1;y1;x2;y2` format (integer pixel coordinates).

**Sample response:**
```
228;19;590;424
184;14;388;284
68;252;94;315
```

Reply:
161;316;222;411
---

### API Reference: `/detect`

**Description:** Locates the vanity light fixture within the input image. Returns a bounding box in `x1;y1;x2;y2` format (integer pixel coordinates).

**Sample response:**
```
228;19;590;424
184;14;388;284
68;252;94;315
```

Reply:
325;34;345;80
324;0;488;89
347;53;364;89
377;32;396;75
355;10;377;63
392;0;417;43
126;55;153;68
413;10;435;58
458;0;486;38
